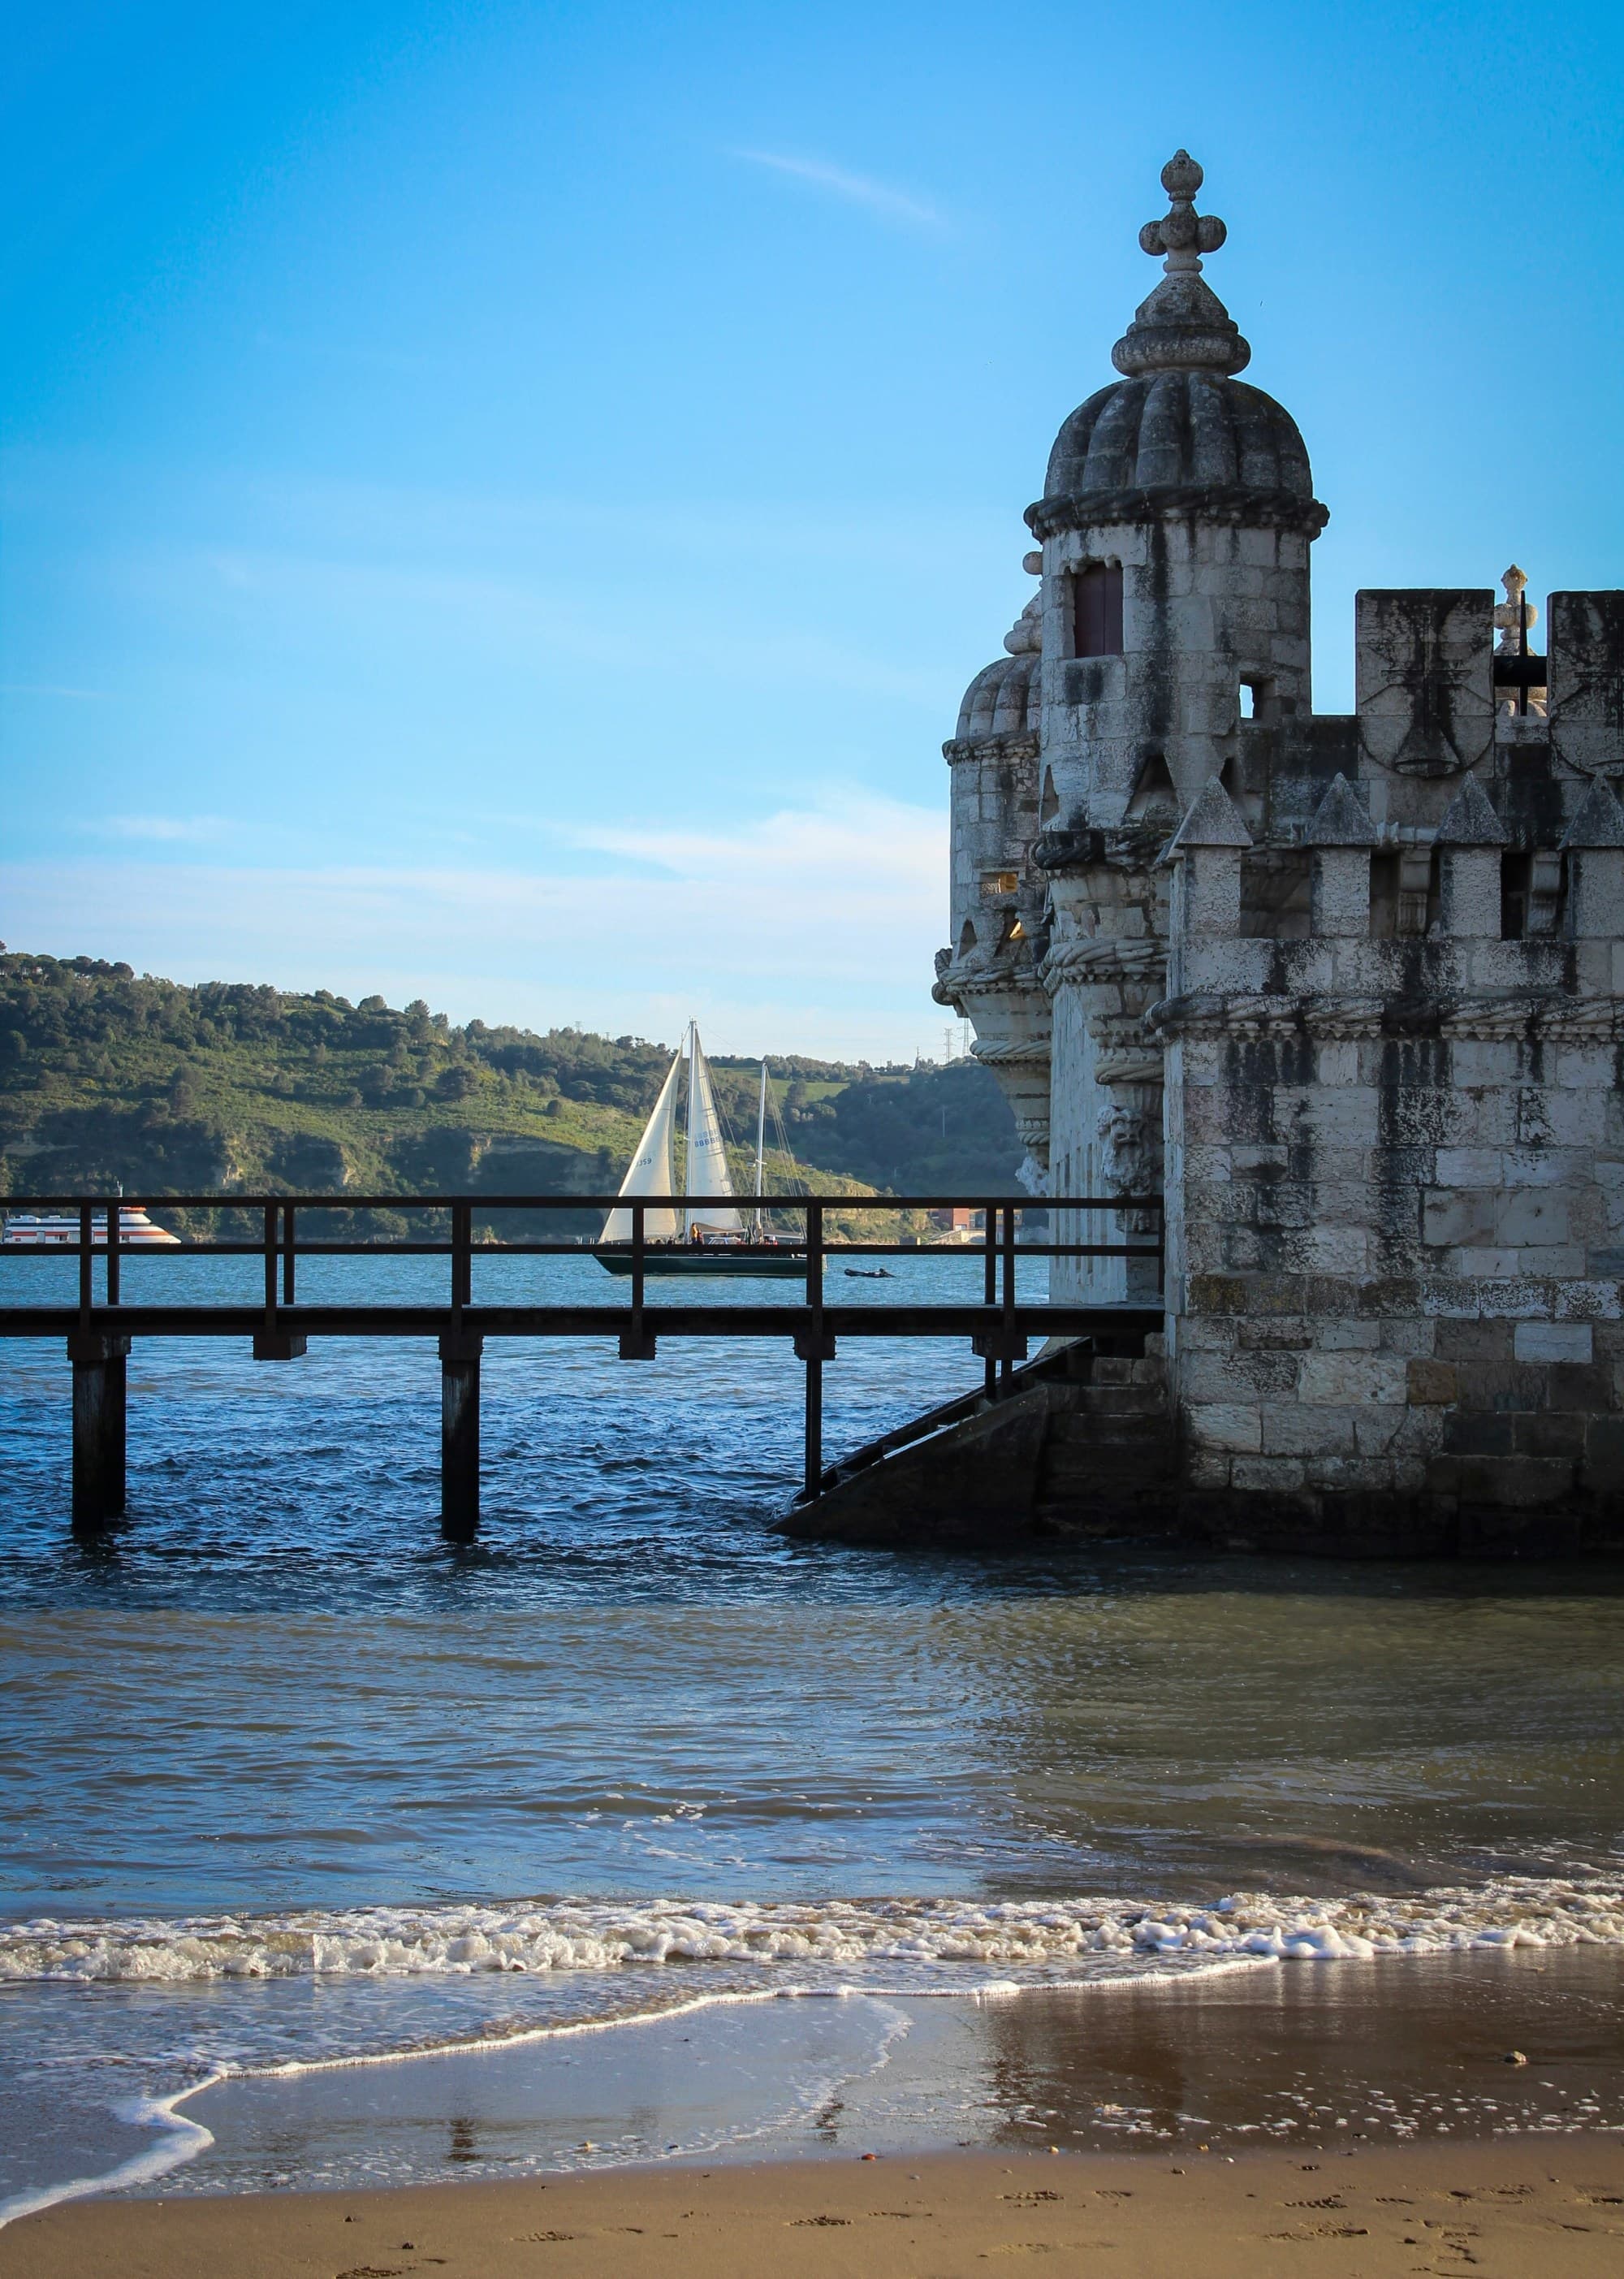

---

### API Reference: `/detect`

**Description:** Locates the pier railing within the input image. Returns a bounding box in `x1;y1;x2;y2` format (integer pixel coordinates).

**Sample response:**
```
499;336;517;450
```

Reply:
0;1191;1164;1535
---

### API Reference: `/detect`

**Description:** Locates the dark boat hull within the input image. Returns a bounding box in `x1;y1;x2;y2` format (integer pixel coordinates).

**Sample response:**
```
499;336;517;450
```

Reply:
595;1248;813;1280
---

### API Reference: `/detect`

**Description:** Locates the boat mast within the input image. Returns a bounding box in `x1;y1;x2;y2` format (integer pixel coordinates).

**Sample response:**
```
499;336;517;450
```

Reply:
754;1061;767;1241
685;1020;698;1242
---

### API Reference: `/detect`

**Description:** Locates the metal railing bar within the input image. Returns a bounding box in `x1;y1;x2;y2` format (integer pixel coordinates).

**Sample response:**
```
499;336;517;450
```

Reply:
0;1191;1164;1214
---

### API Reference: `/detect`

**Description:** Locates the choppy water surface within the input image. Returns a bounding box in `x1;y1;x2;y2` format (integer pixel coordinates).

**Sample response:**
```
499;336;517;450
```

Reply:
2;1248;1622;2216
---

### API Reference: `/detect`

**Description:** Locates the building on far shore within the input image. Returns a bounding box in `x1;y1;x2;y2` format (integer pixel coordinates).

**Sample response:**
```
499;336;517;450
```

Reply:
814;150;1624;1555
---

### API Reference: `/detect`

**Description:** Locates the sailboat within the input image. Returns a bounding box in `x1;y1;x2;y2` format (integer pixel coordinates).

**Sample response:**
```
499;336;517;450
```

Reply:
595;1023;811;1278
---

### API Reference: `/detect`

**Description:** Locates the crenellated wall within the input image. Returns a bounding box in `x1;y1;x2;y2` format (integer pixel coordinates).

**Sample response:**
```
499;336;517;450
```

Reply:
1155;763;1624;1552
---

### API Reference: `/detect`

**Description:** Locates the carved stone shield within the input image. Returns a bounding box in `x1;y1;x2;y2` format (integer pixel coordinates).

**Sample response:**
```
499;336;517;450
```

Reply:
1548;591;1624;778
1355;590;1495;777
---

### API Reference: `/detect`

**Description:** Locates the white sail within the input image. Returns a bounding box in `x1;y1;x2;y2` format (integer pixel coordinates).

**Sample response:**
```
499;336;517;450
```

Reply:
684;1027;745;1236
601;1051;682;1243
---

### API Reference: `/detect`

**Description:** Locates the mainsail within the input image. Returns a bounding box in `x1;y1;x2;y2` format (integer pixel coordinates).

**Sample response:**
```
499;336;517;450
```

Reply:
602;1052;683;1243
684;1025;745;1236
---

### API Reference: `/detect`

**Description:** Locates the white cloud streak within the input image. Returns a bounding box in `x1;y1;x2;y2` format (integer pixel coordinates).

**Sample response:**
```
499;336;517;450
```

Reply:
730;149;943;229
94;815;230;843
2;794;950;1061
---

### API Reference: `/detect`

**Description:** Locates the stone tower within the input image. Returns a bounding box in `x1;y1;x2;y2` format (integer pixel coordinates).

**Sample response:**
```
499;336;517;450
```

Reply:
931;152;1624;1555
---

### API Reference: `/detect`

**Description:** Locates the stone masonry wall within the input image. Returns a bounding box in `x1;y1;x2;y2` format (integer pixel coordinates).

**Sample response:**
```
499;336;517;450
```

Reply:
1157;837;1624;1553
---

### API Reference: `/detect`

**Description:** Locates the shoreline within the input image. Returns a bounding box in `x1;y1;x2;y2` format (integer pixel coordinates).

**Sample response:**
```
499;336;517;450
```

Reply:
3;1944;1620;2232
4;2137;1622;2277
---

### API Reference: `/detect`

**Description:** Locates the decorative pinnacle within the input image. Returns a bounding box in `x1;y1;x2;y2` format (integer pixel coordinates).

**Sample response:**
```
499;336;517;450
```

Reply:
1493;564;1539;652
1138;150;1228;275
1112;151;1250;379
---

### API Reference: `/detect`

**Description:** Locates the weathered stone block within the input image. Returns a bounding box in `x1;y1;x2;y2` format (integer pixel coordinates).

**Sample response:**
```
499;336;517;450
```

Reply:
1434;1319;1514;1361
1435;1148;1505;1187
1513;1412;1587;1459
1263;1403;1357;1456
1546;1361;1616;1412
1583;1416;1624;1487
1423;1189;1495;1247
1298;1352;1409;1405
1184;1402;1263;1453
1231;1455;1307;1494
1513;1321;1592;1364
1454;1454;1576;1507
1302;1454;1399;1492
1406;1359;1458;1403
1442;1410;1515;1456
1497;1191;1571;1246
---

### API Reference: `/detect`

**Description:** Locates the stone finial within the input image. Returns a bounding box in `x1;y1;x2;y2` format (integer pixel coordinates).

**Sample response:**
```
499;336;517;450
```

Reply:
1560;776;1624;850
1493;565;1539;653
1493;564;1548;718
1113;152;1250;379
1436;772;1510;846
1164;774;1254;854
1138;150;1228;270
1305;773;1380;846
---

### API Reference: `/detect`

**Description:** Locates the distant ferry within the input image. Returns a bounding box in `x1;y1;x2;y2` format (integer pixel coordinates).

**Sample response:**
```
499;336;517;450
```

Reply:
2;1205;180;1248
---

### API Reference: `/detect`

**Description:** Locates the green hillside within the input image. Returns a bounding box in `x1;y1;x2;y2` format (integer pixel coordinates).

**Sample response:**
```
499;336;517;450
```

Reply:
0;951;1023;1222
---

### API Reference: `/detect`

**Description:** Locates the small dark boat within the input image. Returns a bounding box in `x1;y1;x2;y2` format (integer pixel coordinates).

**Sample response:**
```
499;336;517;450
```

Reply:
597;1245;811;1280
843;1265;893;1278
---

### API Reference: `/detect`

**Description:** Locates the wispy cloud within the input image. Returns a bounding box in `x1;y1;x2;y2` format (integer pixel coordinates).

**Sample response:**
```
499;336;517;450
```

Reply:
95;815;230;843
3;794;949;1059
730;149;943;230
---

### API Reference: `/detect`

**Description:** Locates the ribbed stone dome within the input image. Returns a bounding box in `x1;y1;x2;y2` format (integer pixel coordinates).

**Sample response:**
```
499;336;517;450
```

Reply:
1043;370;1313;504
950;593;1041;744
1026;152;1326;540
953;648;1040;742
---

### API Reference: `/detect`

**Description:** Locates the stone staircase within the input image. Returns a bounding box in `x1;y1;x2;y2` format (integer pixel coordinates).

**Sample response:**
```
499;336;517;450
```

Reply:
1031;1340;1179;1538
777;1334;1178;1550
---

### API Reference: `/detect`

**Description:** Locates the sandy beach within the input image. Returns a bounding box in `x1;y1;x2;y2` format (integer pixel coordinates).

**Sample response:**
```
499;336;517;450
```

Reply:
5;2138;1622;2277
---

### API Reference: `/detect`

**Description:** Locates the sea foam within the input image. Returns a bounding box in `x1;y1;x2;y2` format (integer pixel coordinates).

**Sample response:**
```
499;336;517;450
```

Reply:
4;1877;1621;1986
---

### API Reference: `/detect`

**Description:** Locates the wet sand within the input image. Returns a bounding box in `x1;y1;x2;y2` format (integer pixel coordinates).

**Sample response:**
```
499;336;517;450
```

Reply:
5;2138;1622;2277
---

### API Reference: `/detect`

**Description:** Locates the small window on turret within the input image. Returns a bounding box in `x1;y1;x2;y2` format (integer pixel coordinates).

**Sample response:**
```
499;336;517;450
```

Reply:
1073;563;1124;658
1238;684;1255;720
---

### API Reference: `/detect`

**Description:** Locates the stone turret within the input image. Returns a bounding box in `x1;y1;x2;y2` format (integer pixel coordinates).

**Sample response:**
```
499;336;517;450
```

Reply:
933;592;1052;1189
918;149;1624;1556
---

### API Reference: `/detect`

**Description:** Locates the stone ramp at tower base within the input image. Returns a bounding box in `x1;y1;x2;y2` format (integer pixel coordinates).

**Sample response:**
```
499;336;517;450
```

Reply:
775;1338;1179;1549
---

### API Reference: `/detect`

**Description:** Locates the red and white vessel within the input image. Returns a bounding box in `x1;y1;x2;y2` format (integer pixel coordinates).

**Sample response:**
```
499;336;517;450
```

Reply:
2;1205;180;1247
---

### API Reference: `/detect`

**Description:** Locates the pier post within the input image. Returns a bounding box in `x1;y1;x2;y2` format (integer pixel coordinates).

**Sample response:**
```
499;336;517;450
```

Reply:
253;1201;306;1360
439;1330;482;1542
68;1330;130;1528
796;1201;832;1498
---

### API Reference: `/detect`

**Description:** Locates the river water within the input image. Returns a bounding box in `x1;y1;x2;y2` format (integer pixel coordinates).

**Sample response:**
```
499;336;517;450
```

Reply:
2;1249;1622;2217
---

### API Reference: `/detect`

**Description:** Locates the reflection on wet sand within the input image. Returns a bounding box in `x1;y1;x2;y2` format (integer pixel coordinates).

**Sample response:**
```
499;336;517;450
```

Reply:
935;1947;1624;2150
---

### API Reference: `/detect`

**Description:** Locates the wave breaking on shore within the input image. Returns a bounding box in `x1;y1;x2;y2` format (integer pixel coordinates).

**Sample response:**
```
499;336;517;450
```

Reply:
6;1876;1621;1987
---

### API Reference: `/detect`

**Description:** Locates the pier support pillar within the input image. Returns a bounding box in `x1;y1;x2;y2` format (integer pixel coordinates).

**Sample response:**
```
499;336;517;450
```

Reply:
439;1331;482;1543
794;1329;836;1501
68;1331;130;1529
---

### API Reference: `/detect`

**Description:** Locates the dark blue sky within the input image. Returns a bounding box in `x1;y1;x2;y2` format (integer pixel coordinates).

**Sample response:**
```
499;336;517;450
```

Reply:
3;1;1621;1054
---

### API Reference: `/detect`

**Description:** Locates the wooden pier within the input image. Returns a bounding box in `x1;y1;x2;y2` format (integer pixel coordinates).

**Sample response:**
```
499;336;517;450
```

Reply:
0;1193;1164;1539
